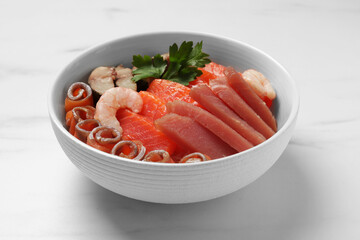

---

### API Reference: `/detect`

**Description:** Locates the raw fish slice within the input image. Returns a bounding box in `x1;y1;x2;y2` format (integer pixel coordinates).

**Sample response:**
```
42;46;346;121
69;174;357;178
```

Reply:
202;62;226;77
188;69;217;88
116;109;176;154
190;84;266;146
138;91;167;121
225;67;277;131
209;77;275;139
167;101;253;152
204;62;274;108
147;79;198;105
155;113;236;159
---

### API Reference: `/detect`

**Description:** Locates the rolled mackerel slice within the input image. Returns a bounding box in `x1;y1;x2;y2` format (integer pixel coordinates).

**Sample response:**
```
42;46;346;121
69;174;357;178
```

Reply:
209;77;275;139
190;84;266;146
155;113;237;159
225;67;277;131
166;100;253;152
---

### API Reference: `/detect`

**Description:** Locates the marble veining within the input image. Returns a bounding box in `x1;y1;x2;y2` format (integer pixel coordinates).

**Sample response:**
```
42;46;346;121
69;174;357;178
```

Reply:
1;0;360;239
64;47;89;53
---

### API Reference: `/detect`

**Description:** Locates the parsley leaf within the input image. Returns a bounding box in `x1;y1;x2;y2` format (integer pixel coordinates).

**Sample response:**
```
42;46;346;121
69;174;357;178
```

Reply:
131;54;167;82
163;41;211;85
131;41;211;85
167;67;202;85
186;41;210;67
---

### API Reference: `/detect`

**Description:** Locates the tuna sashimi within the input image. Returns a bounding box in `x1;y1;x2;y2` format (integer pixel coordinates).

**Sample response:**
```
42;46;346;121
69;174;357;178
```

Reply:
166;101;253;152
209;77;275;139
155;113;237;159
147;79;197;104
225;67;277;131
190;84;266;146
138;91;167;121
116;109;176;154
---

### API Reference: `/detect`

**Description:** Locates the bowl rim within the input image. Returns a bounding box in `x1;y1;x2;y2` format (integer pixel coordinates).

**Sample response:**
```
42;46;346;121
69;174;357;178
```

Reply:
48;30;300;168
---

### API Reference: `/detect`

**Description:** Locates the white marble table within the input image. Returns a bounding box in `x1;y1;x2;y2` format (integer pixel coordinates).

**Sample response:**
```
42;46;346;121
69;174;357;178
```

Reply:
1;0;360;239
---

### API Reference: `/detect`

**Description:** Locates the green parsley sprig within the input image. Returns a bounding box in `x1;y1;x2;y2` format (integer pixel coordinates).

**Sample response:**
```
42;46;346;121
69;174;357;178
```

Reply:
131;41;211;85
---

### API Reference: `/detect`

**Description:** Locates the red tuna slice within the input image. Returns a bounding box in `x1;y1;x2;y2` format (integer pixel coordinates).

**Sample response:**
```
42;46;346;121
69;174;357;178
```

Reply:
138;91;167;121
116;109;176;155
209;77;275;139
190;84;266;146
167;100;253;152
225;67;277;131
155;113;237;159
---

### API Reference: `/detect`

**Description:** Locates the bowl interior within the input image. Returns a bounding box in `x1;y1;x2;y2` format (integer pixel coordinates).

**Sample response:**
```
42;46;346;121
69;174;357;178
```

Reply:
50;32;297;152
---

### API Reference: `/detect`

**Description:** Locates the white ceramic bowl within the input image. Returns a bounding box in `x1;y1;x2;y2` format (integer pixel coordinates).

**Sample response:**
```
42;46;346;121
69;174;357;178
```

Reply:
48;32;299;204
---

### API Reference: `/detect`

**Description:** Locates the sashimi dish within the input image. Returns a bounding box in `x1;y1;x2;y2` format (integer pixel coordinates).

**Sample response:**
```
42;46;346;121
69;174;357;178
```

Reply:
64;41;277;163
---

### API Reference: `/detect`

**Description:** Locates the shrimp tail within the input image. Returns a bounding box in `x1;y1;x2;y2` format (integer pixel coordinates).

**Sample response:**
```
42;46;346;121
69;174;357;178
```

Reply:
94;87;143;133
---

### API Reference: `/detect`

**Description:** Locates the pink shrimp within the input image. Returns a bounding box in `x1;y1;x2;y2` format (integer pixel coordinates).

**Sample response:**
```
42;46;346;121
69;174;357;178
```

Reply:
242;69;276;101
94;87;143;134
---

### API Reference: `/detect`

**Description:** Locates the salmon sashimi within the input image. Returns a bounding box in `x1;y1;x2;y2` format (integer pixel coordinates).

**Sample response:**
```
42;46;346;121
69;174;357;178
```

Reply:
116;109;176;155
202;62;227;77
155;113;237;159
209;77;275;139
167;101;253;152
188;69;217;88
190;84;266;146
138;91;167;121
225;67;277;131
147;79;198;105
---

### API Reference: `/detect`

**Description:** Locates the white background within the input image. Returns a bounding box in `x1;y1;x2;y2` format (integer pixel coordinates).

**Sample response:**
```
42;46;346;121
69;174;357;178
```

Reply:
1;0;360;239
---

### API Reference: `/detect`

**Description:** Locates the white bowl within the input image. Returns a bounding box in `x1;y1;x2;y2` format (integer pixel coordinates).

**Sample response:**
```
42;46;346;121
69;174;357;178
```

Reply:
48;31;299;204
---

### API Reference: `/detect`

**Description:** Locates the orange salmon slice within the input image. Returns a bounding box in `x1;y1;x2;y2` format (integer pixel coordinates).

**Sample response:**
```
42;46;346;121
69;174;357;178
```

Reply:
147;79;199;105
188;69;217;88
202;62;227;77
116;109;176;155
138;91;167;121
